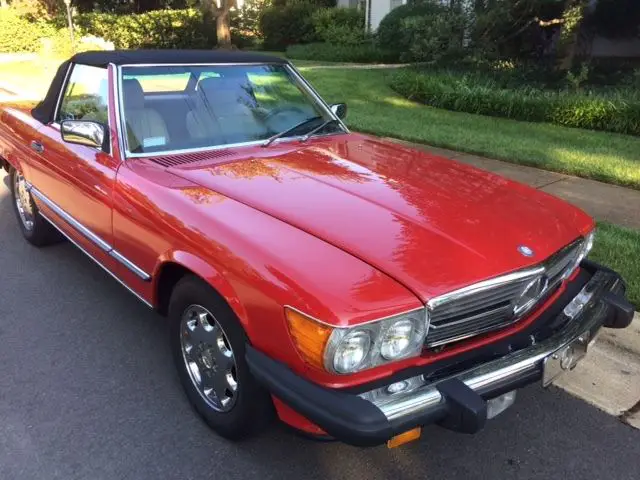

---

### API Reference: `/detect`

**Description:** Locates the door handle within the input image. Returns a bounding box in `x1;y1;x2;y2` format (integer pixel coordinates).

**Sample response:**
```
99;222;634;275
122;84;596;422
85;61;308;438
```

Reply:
30;141;44;154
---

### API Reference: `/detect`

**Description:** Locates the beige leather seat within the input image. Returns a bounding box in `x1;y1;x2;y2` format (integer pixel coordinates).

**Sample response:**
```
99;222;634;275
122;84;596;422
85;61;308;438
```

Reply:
122;79;169;152
186;76;266;144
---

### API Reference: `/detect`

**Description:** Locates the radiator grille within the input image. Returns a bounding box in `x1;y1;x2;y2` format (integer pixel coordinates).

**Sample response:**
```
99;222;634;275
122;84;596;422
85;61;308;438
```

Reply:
425;238;585;348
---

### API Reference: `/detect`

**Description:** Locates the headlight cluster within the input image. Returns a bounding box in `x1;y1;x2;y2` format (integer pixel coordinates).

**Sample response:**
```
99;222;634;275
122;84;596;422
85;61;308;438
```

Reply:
286;307;428;375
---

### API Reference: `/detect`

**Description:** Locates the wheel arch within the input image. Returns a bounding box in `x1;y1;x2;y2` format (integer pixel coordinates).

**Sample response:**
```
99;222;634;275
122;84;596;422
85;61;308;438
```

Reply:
152;251;250;331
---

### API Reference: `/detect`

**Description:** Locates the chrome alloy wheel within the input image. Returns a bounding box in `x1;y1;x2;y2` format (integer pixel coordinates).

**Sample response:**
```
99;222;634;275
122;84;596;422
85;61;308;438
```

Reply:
180;305;238;412
14;172;34;231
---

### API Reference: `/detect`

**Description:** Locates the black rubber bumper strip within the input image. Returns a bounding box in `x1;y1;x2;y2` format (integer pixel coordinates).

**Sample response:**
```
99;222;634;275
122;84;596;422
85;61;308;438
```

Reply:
245;346;394;447
246;346;517;446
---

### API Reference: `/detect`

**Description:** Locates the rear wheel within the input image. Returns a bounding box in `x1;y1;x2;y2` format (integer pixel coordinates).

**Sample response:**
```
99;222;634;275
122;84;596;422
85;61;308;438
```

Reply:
10;168;60;246
168;275;274;440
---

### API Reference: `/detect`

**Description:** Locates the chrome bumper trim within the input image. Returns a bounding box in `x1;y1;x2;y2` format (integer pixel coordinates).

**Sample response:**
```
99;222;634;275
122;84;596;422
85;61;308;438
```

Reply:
370;269;623;422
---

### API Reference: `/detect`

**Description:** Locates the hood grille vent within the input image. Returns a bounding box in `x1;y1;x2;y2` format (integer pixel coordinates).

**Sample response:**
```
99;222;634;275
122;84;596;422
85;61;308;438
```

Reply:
148;149;232;168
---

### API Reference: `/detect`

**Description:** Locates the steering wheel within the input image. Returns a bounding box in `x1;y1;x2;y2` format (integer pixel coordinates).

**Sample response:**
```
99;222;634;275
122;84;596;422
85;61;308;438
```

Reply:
261;105;309;126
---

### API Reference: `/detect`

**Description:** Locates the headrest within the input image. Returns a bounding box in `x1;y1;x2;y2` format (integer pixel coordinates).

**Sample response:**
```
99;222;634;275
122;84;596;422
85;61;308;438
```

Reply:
122;78;145;110
197;76;256;108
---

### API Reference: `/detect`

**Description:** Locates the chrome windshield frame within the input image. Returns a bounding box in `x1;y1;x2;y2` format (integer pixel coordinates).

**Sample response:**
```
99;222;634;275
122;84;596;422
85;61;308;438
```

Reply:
116;62;349;159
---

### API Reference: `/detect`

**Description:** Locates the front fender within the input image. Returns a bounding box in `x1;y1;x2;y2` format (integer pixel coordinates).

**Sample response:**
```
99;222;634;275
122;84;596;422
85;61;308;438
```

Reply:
153;249;251;333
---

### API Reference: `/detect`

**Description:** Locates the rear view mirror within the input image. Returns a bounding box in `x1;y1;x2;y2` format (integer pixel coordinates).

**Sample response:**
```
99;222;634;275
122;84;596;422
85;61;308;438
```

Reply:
61;120;107;150
330;103;347;119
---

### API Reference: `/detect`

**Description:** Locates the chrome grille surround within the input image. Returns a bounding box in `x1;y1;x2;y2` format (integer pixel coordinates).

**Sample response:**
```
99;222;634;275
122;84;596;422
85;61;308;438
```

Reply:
425;237;586;348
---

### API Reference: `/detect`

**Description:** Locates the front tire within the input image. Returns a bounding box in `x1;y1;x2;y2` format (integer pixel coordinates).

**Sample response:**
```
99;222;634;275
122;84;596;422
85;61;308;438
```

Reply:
10;168;60;246
168;275;274;440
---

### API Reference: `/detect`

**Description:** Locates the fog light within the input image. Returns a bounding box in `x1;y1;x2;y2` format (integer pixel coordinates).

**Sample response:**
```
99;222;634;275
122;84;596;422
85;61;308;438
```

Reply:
487;390;517;419
563;289;594;319
386;380;410;395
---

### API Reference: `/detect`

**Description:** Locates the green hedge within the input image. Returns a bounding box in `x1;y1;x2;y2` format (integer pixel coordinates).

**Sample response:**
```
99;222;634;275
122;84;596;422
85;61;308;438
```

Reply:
312;7;364;45
0;9;56;53
259;3;320;50
286;42;399;63
75;9;215;50
389;69;640;136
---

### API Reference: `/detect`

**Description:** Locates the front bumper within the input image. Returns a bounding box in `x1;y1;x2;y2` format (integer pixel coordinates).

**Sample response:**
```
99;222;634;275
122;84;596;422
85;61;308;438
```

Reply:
246;262;634;447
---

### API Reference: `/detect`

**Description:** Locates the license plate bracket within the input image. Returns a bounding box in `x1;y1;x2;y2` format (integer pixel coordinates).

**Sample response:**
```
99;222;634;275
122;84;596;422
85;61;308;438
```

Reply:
542;330;594;386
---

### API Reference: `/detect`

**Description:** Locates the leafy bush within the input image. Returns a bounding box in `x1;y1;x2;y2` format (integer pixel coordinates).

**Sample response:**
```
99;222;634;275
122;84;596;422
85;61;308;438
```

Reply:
389;69;640;136
312;7;364;45
400;9;466;63
231;0;272;48
376;1;452;61
259;3;320;50
286;42;399;63
0;9;56;53
75;9;215;50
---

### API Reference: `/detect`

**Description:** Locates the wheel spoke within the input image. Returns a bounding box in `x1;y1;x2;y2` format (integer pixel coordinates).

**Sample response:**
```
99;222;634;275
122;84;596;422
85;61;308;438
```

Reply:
213;367;233;404
188;312;218;345
213;333;234;371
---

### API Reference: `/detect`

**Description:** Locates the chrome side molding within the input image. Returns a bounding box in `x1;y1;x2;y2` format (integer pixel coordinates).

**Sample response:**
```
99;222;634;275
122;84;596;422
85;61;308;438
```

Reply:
27;183;152;282
40;212;153;308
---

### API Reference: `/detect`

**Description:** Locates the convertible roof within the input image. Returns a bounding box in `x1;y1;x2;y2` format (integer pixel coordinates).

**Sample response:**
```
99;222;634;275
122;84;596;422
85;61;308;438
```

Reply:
32;49;288;124
70;49;288;67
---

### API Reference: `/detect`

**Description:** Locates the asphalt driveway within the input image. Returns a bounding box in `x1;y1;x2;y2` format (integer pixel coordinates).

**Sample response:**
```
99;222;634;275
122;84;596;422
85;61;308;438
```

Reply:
1;171;639;480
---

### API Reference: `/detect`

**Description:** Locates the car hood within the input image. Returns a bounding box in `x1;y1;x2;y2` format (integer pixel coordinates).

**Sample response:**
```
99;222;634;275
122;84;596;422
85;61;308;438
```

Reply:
166;134;593;301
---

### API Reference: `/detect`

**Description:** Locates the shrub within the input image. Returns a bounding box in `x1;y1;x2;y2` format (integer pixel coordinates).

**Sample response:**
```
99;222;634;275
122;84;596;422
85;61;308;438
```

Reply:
400;10;466;63
231;0;272;48
286;42;399;63
312;7;364;45
388;69;640;136
75;9;215;50
0;9;56;53
259;3;320;50
376;1;449;60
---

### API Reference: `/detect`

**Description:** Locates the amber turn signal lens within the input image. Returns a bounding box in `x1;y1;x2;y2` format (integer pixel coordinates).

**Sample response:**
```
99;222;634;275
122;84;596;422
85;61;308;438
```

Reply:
387;427;421;448
285;308;333;369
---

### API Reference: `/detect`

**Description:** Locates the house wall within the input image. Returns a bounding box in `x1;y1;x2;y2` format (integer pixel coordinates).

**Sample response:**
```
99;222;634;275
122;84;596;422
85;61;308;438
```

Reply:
369;0;407;32
592;36;640;58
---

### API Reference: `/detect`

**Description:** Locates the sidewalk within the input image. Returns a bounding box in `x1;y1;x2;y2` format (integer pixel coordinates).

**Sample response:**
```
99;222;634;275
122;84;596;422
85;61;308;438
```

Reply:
388;139;640;231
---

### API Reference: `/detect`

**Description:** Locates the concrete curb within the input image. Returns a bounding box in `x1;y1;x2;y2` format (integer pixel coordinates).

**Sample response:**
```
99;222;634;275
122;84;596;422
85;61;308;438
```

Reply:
554;312;640;429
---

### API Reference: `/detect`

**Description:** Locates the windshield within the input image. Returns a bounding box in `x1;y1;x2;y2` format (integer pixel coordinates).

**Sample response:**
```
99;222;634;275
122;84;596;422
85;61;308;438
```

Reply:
119;64;343;154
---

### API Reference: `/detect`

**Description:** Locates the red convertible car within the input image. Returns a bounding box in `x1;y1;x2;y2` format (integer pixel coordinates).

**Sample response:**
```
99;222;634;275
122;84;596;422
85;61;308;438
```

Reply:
0;50;634;448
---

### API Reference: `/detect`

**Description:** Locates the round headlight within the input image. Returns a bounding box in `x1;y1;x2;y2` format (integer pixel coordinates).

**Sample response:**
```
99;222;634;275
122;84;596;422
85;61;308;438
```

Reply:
380;319;416;360
513;275;548;317
332;330;371;373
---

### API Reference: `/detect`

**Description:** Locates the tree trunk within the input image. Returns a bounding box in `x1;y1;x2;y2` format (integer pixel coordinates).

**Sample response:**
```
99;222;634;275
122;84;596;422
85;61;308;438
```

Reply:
200;0;235;49
0;0;7;9
557;0;588;71
216;9;232;48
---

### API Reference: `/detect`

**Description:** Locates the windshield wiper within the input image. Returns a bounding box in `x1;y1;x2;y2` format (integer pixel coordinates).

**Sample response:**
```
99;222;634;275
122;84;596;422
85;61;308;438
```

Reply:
300;118;340;142
262;116;322;147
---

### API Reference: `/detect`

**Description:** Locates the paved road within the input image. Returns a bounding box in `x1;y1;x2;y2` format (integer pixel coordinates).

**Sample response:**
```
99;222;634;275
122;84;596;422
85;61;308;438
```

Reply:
1;170;639;480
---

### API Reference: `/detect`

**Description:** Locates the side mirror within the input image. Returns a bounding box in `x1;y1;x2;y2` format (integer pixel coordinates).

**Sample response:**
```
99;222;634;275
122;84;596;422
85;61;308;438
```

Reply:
60;120;107;150
330;103;347;119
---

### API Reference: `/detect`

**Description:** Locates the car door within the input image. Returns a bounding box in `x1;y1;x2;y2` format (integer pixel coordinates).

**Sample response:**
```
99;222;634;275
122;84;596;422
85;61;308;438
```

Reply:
27;63;119;268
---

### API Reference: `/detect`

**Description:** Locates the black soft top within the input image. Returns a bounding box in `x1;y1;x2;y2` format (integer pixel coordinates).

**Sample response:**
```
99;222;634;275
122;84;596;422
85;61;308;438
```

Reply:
32;49;287;124
70;49;287;67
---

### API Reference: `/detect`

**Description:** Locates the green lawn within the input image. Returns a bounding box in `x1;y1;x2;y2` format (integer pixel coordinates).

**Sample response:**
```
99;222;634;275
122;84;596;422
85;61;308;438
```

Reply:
591;223;640;309
299;67;640;190
0;59;62;98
